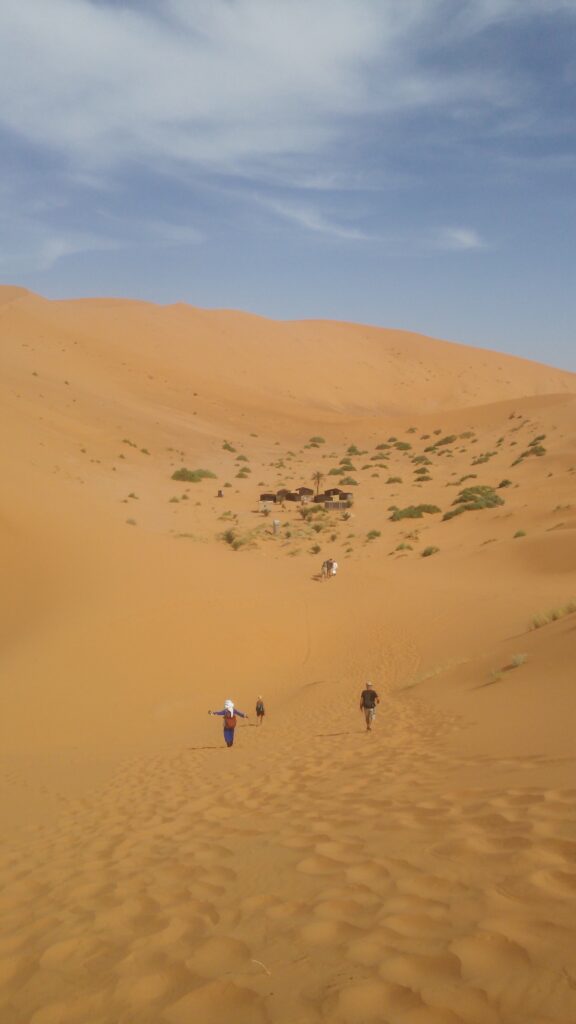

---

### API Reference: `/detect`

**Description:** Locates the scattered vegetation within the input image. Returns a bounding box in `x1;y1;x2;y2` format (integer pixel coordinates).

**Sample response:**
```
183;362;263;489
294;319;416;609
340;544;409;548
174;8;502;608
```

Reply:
390;504;441;521
442;485;504;521
530;600;576;630
421;546;439;557
366;530;381;541
172;468;217;483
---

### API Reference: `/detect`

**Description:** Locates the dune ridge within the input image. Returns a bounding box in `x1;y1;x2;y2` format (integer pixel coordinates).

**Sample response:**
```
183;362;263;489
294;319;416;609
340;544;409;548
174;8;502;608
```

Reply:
1;287;575;1022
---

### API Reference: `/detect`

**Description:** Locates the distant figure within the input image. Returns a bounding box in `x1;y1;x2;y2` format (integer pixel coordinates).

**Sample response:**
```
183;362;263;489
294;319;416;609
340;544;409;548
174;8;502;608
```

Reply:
359;682;379;731
321;559;330;580
255;696;265;724
208;699;248;747
330;558;338;578
217;489;224;498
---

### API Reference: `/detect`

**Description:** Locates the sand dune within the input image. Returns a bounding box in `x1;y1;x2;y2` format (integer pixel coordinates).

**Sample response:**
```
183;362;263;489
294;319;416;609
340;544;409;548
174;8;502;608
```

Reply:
1;288;575;1022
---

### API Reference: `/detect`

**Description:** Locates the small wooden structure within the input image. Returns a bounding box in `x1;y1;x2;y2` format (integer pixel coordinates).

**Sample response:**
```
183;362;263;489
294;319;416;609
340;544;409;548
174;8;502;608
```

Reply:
324;500;350;510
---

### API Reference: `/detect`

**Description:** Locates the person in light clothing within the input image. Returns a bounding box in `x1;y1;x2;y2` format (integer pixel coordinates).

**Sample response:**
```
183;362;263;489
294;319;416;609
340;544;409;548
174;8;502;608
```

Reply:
208;699;248;747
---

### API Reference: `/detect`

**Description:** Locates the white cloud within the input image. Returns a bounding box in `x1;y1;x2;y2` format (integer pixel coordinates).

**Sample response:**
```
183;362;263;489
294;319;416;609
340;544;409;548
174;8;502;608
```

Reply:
433;227;487;251
261;197;372;240
0;0;548;177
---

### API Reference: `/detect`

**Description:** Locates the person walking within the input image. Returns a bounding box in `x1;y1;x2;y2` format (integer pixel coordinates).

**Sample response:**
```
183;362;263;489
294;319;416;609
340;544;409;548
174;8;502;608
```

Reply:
330;558;338;579
359;682;379;731
208;699;248;747
255;695;265;724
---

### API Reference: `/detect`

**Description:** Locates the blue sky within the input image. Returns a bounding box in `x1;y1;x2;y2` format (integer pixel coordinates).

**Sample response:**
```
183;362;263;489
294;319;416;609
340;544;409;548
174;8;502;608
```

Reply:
1;0;575;370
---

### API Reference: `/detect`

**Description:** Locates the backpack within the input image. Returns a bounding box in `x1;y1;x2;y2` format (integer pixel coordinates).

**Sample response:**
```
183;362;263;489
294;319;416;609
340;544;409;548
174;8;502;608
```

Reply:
224;712;237;729
362;690;376;709
256;702;264;715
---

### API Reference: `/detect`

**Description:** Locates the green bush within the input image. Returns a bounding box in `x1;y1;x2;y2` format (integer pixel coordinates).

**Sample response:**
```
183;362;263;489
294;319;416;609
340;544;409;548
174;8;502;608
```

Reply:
386;476;402;484
442;484;503;520
390;504;441;521
366;530;381;541
421;546;439;557
309;436;326;444
172;468;216;482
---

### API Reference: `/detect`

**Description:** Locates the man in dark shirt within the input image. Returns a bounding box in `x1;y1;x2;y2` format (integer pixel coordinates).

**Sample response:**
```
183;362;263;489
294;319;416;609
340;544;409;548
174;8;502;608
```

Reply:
359;682;380;731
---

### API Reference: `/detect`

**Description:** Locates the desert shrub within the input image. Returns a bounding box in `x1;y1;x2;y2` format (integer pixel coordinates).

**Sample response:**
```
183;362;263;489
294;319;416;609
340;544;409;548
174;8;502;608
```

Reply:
310;543;321;554
421;546;439;557
459;431;475;439
236;454;249;462
512;445;546;466
412;455;432;465
498;479;512;488
375;443;390;451
513;530;526;538
386;476;402;484
443;485;504;520
472;451;496;465
394;441;412;451
390;504;441;521
414;467;430;476
347;445;361;455
366;530;381;540
340;476;358;485
508;653;528;668
396;542;413;551
530;600;576;629
417;475;433;482
126;518;137;526
172;468;216;482
310;436;326;444
222;441;236;452
328;467;346;476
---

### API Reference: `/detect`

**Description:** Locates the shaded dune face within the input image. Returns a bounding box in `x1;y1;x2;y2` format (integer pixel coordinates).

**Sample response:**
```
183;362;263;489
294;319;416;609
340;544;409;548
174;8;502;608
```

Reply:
1;287;576;1024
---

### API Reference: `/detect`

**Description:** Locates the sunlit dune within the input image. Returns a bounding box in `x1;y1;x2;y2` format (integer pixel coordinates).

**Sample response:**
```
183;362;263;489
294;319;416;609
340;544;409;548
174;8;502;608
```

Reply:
1;286;575;1023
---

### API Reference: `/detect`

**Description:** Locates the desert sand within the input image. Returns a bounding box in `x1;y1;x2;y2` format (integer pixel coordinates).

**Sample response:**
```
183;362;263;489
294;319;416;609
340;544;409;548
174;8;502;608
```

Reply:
1;284;576;1023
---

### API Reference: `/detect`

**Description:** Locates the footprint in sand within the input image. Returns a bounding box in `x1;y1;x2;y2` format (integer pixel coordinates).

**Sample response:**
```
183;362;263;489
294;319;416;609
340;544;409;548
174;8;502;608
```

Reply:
163;979;268;1024
185;935;251;978
327;978;420;1022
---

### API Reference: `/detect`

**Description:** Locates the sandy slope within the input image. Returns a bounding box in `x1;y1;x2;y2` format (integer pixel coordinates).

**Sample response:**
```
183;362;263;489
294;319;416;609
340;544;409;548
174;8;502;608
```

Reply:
1;287;576;1023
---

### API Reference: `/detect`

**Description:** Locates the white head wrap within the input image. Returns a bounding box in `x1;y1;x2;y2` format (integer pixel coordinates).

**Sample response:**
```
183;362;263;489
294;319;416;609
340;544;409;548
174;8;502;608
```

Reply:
224;700;234;712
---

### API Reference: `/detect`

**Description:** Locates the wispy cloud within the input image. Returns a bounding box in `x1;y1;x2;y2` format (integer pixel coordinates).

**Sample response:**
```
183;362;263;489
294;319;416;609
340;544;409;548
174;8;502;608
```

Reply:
261;198;372;240
1;0;565;178
432;227;487;251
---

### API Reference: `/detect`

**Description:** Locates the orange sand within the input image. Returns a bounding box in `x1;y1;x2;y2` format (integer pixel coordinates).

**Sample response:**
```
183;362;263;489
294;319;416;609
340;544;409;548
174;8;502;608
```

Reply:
1;286;576;1022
